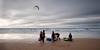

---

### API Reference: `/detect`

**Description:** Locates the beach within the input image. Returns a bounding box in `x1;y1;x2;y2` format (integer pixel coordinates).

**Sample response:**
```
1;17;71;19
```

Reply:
0;38;100;50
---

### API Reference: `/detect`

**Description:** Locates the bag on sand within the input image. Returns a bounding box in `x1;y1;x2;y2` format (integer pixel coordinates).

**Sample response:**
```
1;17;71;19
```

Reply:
46;38;52;41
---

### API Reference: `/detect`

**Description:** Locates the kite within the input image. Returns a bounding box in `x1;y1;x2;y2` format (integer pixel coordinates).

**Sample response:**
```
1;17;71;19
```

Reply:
34;5;39;10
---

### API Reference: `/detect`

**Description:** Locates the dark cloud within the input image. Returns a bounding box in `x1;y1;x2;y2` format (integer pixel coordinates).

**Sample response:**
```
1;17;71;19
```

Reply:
60;17;100;28
62;19;100;25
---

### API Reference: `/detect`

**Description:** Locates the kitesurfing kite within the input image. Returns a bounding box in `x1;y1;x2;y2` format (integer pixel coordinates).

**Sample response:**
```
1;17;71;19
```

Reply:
34;5;39;10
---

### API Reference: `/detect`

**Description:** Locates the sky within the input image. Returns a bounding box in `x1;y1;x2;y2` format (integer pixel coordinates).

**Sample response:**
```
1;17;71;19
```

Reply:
0;0;100;28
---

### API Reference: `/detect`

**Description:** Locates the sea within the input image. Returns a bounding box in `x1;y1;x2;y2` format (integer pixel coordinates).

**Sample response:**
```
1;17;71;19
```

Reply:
0;28;100;40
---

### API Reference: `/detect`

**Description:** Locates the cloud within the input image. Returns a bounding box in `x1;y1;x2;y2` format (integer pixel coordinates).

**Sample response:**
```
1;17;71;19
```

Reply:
0;0;100;28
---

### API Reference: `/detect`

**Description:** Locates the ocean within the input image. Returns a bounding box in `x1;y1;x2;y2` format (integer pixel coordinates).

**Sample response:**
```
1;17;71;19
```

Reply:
0;28;100;39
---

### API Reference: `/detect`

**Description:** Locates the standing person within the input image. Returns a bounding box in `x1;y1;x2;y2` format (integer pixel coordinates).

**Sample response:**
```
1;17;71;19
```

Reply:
39;31;42;42
69;33;72;41
51;31;55;42
42;30;45;43
39;30;45;43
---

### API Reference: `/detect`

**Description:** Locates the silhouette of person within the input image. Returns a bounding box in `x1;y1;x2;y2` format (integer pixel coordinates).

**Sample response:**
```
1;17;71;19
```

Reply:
39;31;42;41
55;33;60;40
68;33;72;41
51;31;55;42
39;30;45;43
42;30;45;43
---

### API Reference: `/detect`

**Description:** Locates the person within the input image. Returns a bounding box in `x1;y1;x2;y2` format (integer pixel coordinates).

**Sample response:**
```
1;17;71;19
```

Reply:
51;31;55;42
42;30;45;43
39;30;45;43
39;31;42;41
68;33;72;41
55;33;60;40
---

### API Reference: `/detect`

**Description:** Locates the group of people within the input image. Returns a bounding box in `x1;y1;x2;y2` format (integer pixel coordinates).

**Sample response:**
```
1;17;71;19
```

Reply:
38;30;45;43
38;30;73;43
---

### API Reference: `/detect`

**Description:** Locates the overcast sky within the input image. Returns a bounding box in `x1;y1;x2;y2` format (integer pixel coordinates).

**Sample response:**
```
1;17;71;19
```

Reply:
0;0;100;28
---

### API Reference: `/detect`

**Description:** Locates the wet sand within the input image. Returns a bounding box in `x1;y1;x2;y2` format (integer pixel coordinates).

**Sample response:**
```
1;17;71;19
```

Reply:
0;38;100;50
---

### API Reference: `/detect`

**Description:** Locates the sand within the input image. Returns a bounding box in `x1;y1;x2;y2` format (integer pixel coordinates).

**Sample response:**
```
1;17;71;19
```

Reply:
0;38;100;50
